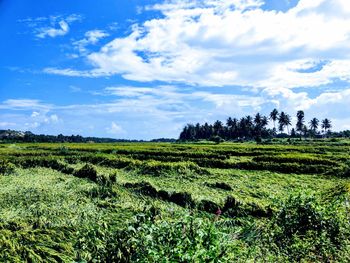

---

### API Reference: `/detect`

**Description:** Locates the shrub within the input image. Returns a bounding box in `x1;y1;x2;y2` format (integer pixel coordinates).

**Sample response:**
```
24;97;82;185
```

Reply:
209;135;224;144
267;193;347;261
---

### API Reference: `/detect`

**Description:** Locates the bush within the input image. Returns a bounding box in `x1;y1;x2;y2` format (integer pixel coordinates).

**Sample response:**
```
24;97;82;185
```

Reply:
267;193;347;261
209;135;224;144
255;136;262;144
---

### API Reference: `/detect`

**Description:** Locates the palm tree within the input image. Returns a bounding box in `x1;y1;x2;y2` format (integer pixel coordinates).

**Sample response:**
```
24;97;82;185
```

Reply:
270;109;279;130
296;110;305;135
254;113;262;126
261;116;268;128
230;118;238;139
213;120;224;137
246;115;253;127
284;114;292;135
254;113;262;137
321;118;332;134
246;115;253;138
226;117;233;127
309;118;319;134
278;111;292;134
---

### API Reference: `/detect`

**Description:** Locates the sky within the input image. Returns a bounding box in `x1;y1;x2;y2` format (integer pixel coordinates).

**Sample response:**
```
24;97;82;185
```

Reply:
1;0;350;139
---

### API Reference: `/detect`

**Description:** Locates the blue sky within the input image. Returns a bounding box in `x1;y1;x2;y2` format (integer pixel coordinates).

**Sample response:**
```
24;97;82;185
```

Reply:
1;0;350;139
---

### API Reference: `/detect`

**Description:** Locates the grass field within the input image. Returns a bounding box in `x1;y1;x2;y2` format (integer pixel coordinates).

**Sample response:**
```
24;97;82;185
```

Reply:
1;139;350;262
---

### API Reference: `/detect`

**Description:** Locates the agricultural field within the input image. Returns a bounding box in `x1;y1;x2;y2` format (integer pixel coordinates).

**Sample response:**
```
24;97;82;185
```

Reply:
1;139;350;262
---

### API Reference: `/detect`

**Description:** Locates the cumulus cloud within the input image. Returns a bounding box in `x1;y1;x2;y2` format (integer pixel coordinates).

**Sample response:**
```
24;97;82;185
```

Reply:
73;30;109;54
44;0;350;89
106;122;125;135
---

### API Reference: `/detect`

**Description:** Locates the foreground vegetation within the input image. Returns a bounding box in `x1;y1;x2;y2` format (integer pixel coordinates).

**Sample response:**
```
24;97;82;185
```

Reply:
1;139;350;262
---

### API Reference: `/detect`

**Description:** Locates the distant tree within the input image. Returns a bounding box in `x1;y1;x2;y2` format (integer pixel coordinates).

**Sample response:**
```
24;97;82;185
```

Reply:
261;116;268;127
270;109;279;130
226;117;238;140
254;113;262;127
240;115;253;138
179;124;196;140
302;125;308;138
226;117;234;127
309;118;319;135
213;120;224;137
254;113;262;137
321;118;332;134
296;110;305;135
253;113;269;138
195;123;202;139
278;111;292;134
202;122;212;139
291;128;297;137
177;111;336;141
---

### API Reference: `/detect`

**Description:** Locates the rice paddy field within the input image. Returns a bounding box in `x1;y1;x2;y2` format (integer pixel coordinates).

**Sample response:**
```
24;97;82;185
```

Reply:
1;139;350;262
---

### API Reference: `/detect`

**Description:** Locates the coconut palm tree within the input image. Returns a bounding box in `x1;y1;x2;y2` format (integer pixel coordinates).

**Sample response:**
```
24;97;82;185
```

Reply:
261;116;268;128
213;120;224;137
270;109;279;130
278;111;292;134
296;110;305;135
254;113;262;126
309;118;319;134
321;118;332;134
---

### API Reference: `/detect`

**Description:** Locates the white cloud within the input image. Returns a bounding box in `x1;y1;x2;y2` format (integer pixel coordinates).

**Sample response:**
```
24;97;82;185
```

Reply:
36;20;69;38
73;30;109;54
44;0;350;89
28;14;82;39
258;59;350;89
0;99;50;110
48;114;59;123
31;111;40;117
106;122;125;135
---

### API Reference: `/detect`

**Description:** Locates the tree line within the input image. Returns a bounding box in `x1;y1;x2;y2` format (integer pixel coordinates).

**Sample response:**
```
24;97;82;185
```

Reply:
179;109;337;141
0;130;145;143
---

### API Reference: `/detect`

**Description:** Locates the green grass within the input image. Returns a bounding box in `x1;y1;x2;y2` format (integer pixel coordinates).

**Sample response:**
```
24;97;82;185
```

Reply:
1;140;350;262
